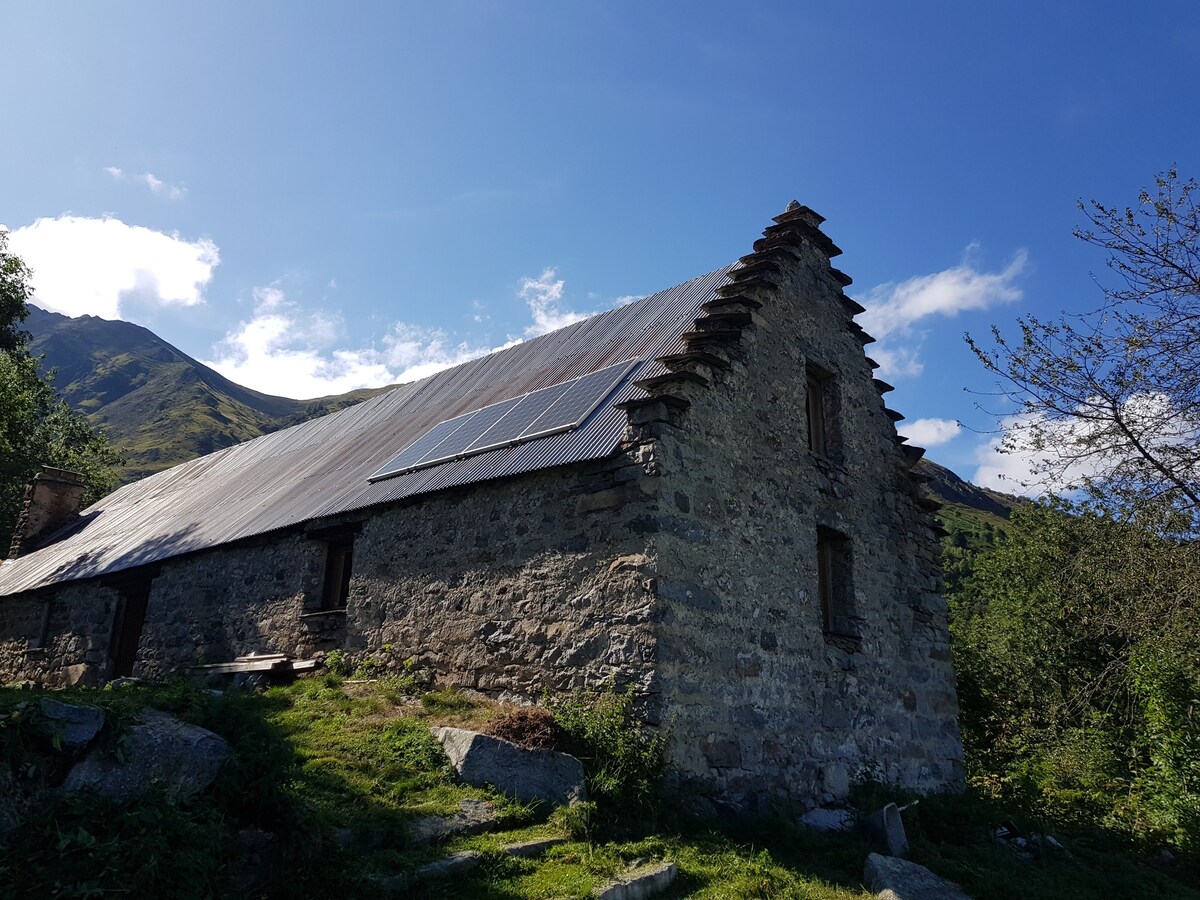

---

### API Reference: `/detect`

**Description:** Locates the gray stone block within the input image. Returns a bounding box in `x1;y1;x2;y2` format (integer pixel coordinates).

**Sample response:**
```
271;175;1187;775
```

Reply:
597;861;678;900
432;726;587;807
63;709;228;803
801;807;853;832
416;851;481;880
864;852;971;900
39;698;105;748
408;797;500;844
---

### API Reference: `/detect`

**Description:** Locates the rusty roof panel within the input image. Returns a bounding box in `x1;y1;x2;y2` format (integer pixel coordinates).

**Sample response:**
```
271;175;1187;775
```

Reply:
0;266;735;596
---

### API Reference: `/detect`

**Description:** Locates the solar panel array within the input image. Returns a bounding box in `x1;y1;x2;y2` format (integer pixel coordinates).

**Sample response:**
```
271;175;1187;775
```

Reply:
368;359;641;482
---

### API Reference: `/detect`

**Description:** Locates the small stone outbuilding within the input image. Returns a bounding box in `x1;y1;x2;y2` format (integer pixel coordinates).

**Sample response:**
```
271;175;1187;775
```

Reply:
0;204;962;808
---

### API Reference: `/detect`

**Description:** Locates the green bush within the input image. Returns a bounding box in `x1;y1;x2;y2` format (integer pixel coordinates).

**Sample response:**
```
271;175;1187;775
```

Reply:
949;499;1200;856
549;799;597;840
323;649;350;678
548;688;664;812
0;789;234;898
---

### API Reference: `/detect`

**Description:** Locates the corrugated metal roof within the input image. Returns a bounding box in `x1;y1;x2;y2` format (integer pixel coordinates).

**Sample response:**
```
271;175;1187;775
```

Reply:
0;266;735;597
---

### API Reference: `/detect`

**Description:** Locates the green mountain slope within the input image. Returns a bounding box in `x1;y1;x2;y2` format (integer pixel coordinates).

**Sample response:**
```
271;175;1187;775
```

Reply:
914;457;1021;591
915;457;1017;531
25;305;391;482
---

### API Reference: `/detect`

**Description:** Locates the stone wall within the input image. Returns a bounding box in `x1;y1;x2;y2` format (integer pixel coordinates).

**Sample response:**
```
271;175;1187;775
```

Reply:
0;451;664;691
1;534;328;683
347;449;662;699
643;236;963;810
132;533;324;679
0;581;118;686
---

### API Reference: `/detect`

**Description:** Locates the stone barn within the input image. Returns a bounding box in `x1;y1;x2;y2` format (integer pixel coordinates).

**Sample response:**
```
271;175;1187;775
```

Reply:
0;204;962;808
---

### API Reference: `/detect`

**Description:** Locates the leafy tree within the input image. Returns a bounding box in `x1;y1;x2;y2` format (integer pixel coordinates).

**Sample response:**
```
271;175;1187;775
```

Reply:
969;169;1200;532
951;499;1200;851
0;231;32;353
0;231;120;543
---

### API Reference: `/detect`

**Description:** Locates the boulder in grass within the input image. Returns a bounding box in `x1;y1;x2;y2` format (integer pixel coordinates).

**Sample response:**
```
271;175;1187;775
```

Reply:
864;853;972;900
63;708;228;803
39;699;106;748
431;726;587;807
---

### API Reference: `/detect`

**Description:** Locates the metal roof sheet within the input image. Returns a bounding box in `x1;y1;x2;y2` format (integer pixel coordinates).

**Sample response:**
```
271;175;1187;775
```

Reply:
0;266;735;596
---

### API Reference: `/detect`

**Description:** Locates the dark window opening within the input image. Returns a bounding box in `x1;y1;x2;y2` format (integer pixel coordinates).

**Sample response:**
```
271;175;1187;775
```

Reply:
806;370;827;455
805;363;839;458
29;599;52;650
817;527;856;637
109;579;151;678
322;537;355;610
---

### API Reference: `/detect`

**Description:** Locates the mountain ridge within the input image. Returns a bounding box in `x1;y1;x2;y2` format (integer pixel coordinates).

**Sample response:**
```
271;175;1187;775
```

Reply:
25;305;392;481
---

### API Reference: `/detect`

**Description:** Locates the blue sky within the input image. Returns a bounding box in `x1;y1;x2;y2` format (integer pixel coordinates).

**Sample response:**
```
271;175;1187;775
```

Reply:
4;1;1199;487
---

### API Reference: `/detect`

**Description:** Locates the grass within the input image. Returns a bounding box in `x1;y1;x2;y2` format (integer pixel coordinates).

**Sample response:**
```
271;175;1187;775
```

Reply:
3;677;1199;898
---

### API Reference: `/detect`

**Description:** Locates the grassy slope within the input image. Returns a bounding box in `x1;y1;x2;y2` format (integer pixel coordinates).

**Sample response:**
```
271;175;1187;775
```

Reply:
3;678;1196;899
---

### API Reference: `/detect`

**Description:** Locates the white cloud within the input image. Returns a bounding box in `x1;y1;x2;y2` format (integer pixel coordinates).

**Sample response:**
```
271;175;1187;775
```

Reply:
8;215;218;319
204;286;495;399
860;249;1027;380
971;392;1199;497
104;166;187;199
520;268;591;336
902;417;961;448
869;346;924;380
972;412;1083;497
204;267;601;399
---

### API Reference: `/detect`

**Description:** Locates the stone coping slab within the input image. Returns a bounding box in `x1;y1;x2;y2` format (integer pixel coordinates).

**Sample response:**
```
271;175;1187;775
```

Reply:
597;861;678;900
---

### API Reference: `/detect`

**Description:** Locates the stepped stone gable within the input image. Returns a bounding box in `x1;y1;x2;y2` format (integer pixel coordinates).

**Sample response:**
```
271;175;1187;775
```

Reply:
0;203;963;807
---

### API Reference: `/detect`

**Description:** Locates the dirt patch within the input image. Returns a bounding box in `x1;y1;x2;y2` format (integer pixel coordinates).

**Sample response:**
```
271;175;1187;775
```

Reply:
484;708;565;751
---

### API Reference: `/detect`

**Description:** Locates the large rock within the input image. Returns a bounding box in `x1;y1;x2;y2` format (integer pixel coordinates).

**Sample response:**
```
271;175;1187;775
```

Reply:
864;853;972;900
62;708;229;803
431;726;587;807
40;698;105;748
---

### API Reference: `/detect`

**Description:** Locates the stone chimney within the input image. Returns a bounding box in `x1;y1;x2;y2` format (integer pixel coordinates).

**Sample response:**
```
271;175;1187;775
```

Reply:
9;467;86;558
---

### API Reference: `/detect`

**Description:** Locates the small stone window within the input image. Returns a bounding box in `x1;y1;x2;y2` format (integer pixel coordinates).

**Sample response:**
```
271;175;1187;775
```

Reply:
321;535;355;610
805;364;839;458
817;527;857;638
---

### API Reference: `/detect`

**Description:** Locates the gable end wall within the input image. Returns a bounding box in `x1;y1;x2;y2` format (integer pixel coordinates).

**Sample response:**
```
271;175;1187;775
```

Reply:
647;237;963;810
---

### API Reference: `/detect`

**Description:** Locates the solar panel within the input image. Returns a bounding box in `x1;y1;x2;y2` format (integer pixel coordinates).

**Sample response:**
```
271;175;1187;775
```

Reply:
368;358;642;482
521;362;636;437
419;395;523;465
465;381;574;451
368;415;473;481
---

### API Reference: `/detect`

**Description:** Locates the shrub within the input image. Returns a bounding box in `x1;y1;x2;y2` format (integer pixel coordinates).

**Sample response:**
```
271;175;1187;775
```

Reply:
548;688;664;812
323;649;350;678
550;800;597;841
